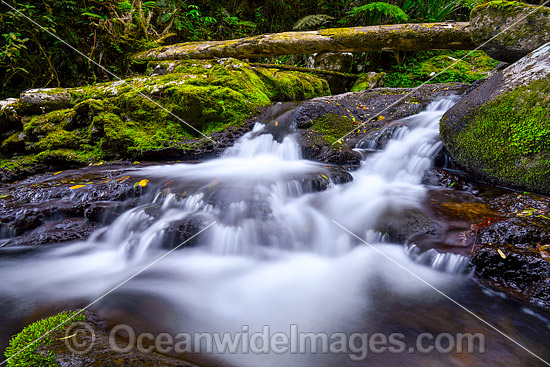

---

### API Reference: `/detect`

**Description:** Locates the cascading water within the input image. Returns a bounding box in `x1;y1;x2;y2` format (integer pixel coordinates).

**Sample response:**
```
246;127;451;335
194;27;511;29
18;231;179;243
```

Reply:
1;96;549;366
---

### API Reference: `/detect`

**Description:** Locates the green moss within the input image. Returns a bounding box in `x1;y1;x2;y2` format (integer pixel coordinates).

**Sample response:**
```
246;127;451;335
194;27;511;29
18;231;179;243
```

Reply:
384;50;499;88
0;58;329;176
4;310;85;367
473;1;549;15
448;77;550;192
309;114;357;144
350;72;386;92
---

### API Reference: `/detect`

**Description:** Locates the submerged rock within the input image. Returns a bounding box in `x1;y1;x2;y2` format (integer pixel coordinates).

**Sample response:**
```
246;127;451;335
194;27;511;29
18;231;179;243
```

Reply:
441;42;550;194
470;1;550;63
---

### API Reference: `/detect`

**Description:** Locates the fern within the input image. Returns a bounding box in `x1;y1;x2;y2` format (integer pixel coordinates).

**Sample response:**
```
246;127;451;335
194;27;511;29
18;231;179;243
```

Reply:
293;14;334;30
345;2;409;26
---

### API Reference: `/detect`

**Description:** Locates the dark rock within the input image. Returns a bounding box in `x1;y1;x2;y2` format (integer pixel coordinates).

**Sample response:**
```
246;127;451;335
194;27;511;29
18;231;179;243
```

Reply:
295;83;468;166
2;218;98;247
422;168;471;191
374;208;442;243
468;191;550;310
470;1;550;63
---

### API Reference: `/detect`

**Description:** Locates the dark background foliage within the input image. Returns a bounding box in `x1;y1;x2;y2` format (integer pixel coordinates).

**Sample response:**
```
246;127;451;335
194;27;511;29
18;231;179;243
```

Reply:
0;0;486;99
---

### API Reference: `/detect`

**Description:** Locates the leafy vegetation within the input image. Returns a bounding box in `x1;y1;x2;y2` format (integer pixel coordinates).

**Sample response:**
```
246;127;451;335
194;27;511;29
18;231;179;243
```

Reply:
4;310;85;366
383;50;499;87
0;0;486;99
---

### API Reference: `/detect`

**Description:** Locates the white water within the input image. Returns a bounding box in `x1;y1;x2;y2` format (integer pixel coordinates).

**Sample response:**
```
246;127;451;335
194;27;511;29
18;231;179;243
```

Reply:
0;96;498;366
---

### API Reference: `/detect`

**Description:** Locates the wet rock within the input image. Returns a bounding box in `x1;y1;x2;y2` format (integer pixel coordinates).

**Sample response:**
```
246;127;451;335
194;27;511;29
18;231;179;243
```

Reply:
469;192;550;310
441;42;550;194
422;168;471;191
160;215;213;250
85;201;135;223
2;218;98;247
470;1;550;63
30;309;197;367
374;207;441;243
0;164;146;245
295;83;468;166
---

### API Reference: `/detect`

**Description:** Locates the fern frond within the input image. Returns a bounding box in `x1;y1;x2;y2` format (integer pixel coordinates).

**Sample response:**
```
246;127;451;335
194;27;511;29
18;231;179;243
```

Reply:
293;14;334;31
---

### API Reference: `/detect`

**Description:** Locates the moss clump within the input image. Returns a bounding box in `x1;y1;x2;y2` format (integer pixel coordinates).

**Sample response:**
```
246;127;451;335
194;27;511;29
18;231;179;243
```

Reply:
384;50;499;88
309;113;357;144
472;1;549;16
447;77;550;192
350;72;386;92
0;58;329;176
4;310;85;366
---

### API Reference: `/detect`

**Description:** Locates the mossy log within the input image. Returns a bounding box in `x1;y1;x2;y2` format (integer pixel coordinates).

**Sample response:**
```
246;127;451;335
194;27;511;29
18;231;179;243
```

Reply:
133;22;474;61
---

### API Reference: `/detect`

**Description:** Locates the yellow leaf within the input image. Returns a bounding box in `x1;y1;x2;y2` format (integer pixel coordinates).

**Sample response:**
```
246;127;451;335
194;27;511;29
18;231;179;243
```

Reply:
70;184;86;190
134;161;140;164
322;174;328;180
275;121;278;127
497;249;506;259
53;171;63;175
138;179;149;187
377;115;385;121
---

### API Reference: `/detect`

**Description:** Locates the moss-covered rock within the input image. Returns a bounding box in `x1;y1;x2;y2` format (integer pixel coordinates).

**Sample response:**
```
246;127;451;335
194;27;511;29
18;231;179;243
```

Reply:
441;42;550;193
0;58;329;181
384;51;499;88
470;1;550;62
295;83;468;166
350;72;386;92
4;310;85;366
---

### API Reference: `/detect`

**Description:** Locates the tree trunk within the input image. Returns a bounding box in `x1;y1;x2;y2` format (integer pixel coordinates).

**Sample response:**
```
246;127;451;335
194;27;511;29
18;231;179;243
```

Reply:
133;22;474;61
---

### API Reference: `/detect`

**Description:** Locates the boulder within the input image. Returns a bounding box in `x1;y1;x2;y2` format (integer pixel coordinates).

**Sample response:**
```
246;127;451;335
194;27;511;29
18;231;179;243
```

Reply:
0;59;330;182
295;83;468;166
306;52;354;73
470;1;550;63
350;72;386;92
441;42;550;194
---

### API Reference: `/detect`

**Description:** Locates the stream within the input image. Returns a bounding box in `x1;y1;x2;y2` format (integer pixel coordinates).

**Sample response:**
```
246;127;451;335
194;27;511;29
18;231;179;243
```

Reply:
1;96;550;366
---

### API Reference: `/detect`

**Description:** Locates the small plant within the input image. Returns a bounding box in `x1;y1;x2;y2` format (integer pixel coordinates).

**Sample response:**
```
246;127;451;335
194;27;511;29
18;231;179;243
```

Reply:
4;310;85;366
293;14;334;30
342;2;409;26
403;0;461;22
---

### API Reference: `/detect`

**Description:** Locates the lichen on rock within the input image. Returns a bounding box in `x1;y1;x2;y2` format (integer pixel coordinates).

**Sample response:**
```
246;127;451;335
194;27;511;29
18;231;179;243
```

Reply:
470;1;550;63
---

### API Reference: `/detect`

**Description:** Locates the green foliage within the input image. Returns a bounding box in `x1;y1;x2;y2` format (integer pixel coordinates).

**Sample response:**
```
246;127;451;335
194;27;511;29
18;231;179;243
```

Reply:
293;14;334;30
4;310;85;367
342;2;409;26
383;50;499;87
403;0;461;22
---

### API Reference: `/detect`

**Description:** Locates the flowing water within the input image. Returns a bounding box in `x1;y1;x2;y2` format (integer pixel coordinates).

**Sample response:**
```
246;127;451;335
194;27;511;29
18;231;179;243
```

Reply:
1;97;550;366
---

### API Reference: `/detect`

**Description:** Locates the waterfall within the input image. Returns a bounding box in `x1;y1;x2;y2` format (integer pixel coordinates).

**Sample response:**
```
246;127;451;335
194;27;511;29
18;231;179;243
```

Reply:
6;96;537;367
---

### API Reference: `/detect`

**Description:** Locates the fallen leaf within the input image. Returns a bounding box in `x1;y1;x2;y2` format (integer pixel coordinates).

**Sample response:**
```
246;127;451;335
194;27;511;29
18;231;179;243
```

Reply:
377;115;385;121
70;184;86;190
497;249;506;259
275;121;278;127
53;171;63;175
138;179;149;187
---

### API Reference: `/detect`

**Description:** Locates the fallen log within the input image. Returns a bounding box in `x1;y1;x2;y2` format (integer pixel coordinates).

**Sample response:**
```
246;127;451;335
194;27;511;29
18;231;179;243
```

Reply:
133;22;474;61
